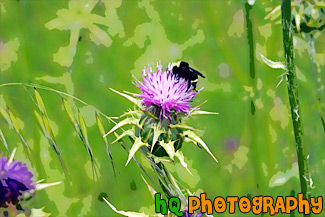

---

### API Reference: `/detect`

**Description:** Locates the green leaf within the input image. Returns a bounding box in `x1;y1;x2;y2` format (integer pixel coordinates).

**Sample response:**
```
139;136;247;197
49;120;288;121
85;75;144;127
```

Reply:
260;53;286;70
114;132;155;184
175;150;193;175
147;154;172;163
30;207;51;217
126;137;148;166
103;198;150;217
112;129;135;143
191;110;219;116
169;124;199;131
183;130;218;163
35;180;62;191
110;88;140;107
119;110;142;118
159;141;176;160
150;124;165;152
104;117;139;137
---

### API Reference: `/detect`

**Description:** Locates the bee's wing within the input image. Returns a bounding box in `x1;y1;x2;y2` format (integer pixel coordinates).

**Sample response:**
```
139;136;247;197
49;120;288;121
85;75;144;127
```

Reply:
189;67;205;78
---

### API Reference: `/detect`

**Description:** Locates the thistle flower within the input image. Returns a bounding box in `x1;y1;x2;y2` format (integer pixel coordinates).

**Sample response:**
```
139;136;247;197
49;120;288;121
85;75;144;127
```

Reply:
134;61;199;120
0;156;34;208
107;61;217;168
104;61;218;217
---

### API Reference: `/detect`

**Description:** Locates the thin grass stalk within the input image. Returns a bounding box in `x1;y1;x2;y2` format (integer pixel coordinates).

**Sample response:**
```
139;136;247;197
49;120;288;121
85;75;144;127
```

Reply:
244;1;265;191
0;82;117;123
281;0;311;204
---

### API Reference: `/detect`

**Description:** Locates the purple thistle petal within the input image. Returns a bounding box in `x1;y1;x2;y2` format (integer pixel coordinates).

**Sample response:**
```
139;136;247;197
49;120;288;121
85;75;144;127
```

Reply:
134;61;200;119
0;157;35;207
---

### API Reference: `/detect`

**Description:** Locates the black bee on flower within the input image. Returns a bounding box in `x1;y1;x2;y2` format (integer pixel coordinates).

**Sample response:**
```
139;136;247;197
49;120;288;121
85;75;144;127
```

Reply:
171;61;205;90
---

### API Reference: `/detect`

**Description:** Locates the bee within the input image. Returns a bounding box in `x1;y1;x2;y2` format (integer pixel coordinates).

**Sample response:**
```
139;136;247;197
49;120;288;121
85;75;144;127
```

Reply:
171;61;205;90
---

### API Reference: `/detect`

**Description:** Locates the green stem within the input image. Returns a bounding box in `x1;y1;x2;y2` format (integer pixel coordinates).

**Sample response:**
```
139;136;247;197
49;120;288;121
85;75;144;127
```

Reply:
155;161;176;200
244;2;255;81
244;1;265;192
281;0;311;204
147;157;187;202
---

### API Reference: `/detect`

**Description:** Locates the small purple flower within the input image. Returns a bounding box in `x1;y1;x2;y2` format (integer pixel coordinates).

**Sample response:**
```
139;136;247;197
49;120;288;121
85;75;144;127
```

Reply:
134;61;200;119
0;156;34;208
184;210;203;217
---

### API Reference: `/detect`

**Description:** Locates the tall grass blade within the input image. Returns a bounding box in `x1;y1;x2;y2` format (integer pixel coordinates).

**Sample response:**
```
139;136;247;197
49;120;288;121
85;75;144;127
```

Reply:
42;115;57;150
33;110;70;181
96;113;117;177
0;107;11;126
78;110;94;158
78;110;98;180
62;98;97;179
7;107;30;151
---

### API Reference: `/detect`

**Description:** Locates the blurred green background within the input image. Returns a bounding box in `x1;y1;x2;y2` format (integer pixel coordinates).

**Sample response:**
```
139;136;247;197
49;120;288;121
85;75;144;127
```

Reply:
0;0;324;216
